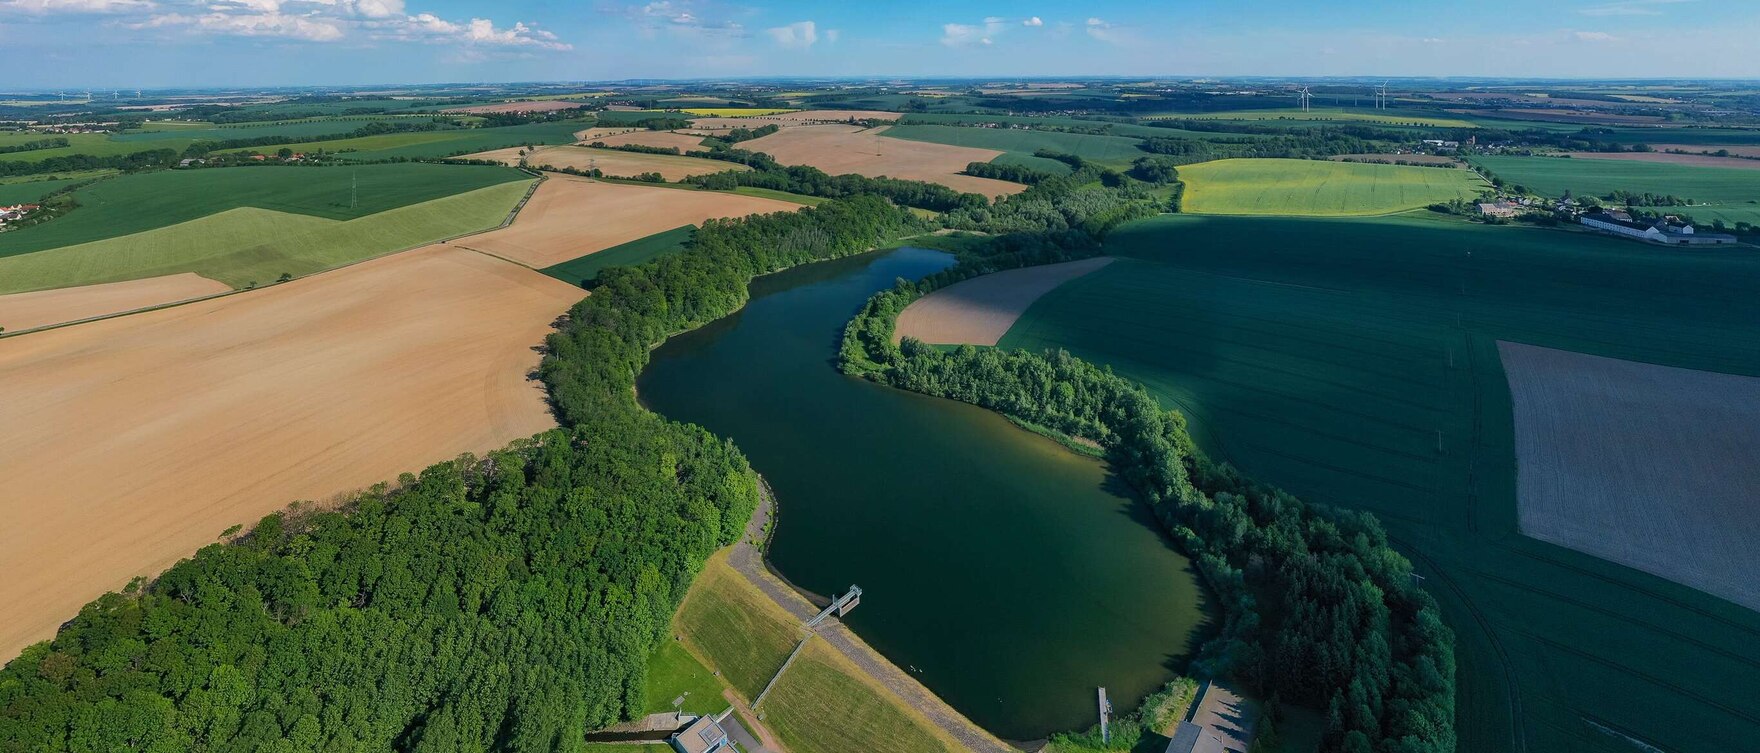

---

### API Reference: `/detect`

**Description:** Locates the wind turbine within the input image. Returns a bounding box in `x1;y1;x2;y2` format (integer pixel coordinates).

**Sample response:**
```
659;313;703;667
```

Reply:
1297;86;1313;113
1377;81;1390;110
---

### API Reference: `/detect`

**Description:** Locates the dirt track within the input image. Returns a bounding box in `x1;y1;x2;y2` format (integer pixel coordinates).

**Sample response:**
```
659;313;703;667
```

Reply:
1500;341;1760;612
453;177;801;269
895;257;1114;346
0;245;582;658
0;273;229;333
739;125;1024;198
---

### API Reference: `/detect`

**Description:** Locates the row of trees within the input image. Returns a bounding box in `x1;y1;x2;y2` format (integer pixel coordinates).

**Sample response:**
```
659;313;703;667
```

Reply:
0;147;180;178
838;224;1456;753
182;121;449;158
0;138;69;156
684;161;988;213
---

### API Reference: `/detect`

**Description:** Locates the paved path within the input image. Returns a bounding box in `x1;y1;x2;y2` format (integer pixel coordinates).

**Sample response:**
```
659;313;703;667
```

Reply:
1188;679;1256;753
727;477;1014;753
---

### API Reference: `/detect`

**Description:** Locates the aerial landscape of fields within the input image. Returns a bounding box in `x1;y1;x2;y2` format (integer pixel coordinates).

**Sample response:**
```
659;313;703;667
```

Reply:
2;2;1759;752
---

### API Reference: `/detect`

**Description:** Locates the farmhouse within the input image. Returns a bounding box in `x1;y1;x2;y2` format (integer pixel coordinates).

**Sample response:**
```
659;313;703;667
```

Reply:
1580;212;1739;245
0;203;39;226
667;714;731;753
1477;201;1520;218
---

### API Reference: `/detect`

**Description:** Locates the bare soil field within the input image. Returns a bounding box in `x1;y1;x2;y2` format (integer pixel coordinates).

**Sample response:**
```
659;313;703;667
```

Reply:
1499;341;1760;612
687;110;902;132
443;100;584;115
1329;153;1461;166
894;257;1114;346
1565;151;1760;170
740;124;1024;198
0;272;228;333
466;145;744;181
584;130;708;152
453;176;800;269
0;245;582;658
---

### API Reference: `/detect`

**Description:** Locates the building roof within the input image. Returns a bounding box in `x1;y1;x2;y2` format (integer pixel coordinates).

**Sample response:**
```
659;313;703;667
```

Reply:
668;715;729;753
1166;721;1228;753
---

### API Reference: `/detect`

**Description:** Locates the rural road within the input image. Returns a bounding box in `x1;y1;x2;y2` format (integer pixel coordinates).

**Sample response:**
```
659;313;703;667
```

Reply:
730;478;1014;753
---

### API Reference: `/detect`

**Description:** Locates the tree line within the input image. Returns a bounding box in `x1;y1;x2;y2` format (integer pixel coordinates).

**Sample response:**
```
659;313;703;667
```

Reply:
0;138;69;156
838;220;1455;753
0;196;931;752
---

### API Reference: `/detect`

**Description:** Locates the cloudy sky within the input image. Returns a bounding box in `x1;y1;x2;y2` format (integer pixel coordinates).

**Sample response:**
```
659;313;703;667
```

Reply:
1;0;1757;88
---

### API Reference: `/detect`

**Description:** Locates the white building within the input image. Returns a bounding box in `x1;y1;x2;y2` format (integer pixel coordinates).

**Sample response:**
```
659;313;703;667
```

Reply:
1581;214;1739;246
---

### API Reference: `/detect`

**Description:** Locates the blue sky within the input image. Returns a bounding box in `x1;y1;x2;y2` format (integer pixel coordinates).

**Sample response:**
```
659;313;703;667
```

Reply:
1;0;1757;88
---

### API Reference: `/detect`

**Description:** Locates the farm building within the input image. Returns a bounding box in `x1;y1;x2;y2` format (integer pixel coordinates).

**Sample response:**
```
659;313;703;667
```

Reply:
1165;721;1228;753
667;714;731;753
1478;201;1520;218
1580;213;1739;245
0;203;40;226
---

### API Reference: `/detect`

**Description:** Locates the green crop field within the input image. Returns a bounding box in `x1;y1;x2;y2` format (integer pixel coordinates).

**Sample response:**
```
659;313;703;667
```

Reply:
0;177;82;205
1471;155;1760;220
0;162;526;258
106;115;450;145
542;225;696;287
226;120;587;161
1179;158;1488;215
879;124;1149;167
1153;107;1481;129
728;186;829;206
999;213;1760;753
0;180;531;293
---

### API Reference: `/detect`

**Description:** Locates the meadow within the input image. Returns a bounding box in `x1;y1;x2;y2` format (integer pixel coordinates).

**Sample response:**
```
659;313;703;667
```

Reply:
0;163;526;258
1178;158;1488;215
673;555;965;753
999;213;1760;753
1471;155;1760;223
880;123;1149;167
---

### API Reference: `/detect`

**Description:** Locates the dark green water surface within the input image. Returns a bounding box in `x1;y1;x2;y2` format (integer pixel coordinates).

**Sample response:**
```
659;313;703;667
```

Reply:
637;247;1210;741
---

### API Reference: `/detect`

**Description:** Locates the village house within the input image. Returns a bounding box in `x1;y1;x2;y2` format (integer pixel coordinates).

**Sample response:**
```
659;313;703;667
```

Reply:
1580;212;1739;246
0;203;41;226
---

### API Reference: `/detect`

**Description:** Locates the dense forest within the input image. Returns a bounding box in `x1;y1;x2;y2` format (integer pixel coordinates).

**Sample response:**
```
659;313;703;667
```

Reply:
839;234;1456;753
0;197;930;752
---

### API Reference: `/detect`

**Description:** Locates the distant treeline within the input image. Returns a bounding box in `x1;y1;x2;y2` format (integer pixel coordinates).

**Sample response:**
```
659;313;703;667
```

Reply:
839;233;1457;753
587;142;681;156
685;156;988;213
1138;129;1394;163
714;123;780;144
0;148;179;178
0;138;69;155
183;120;450;157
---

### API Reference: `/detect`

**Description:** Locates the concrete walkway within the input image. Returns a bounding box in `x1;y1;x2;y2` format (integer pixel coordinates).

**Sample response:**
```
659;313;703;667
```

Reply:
727;477;1014;753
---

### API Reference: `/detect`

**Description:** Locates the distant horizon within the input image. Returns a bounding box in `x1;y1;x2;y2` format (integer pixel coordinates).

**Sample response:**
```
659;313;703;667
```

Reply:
3;0;1759;88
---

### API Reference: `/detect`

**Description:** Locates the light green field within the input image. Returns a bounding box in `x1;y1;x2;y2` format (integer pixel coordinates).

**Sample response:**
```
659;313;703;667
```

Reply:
0;163;525;258
1180;158;1488;215
642;640;728;717
1001;214;1760;753
0;180;530;293
728;186;829;205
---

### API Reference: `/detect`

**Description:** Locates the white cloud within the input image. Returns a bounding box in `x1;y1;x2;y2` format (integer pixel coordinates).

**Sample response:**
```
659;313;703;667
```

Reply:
1085;17;1120;43
113;0;567;50
823;28;839;44
1574;30;1620;41
0;0;155;12
941;16;1006;47
767;20;816;49
1580;0;1694;17
1023;16;1042;27
619;0;744;39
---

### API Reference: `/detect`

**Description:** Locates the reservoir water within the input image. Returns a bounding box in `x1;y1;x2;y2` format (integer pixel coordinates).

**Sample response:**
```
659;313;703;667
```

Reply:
637;247;1210;741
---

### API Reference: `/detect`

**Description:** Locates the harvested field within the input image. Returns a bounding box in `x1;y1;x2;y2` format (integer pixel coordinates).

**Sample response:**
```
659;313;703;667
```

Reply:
1564;151;1760;170
1330;153;1462;166
574;126;639;141
894;257;1113;345
1500;341;1760;612
740;124;1024;198
442;100;584;115
466;145;744;181
0;273;228;333
453;177;799;269
584;130;707;152
0;244;582;658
